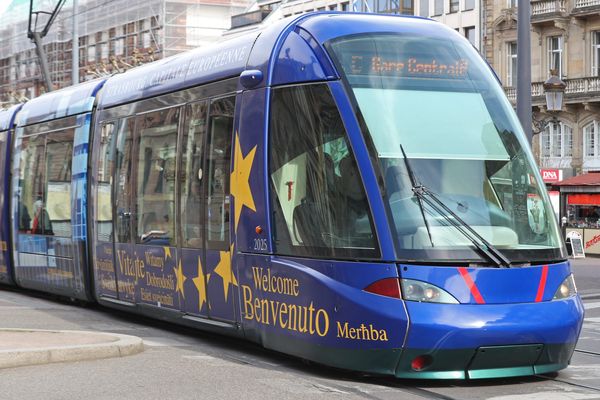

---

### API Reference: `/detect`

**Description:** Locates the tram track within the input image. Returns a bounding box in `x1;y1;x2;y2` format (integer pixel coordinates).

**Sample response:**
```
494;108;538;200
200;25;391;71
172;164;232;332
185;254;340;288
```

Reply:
535;374;600;394
368;379;460;400
532;347;600;394
574;348;600;357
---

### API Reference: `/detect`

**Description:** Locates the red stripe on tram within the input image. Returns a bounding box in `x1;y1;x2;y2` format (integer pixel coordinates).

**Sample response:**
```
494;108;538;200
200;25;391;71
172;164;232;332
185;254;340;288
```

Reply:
535;265;549;302
457;267;485;304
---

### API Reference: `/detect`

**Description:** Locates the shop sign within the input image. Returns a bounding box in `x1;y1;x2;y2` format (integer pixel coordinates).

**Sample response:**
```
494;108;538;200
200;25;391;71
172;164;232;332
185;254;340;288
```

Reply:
541;169;563;183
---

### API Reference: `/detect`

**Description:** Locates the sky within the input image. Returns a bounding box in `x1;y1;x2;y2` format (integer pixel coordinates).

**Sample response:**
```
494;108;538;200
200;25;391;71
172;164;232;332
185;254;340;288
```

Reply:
0;2;10;17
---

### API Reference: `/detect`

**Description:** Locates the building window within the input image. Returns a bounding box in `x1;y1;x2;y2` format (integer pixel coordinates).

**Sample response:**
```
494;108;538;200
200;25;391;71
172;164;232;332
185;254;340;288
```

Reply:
142;32;151;49
87;45;96;63
449;0;459;12
541;121;572;158
507;42;517;87
584;121;599;157
100;42;108;60
592;32;600;76
464;0;474;10
434;0;443;15
547;36;563;77
362;0;375;11
464;26;476;47
340;2;350;10
419;0;429;16
113;38;124;56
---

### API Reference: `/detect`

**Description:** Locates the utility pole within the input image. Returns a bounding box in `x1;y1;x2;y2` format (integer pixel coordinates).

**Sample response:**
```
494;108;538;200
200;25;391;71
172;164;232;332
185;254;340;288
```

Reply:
516;0;532;145
28;0;67;92
72;0;79;85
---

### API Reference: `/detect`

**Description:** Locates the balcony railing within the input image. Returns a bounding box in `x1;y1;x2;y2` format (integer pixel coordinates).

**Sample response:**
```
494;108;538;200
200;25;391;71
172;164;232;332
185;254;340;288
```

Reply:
531;0;566;15
574;0;600;8
565;77;600;94
504;76;600;102
504;83;543;101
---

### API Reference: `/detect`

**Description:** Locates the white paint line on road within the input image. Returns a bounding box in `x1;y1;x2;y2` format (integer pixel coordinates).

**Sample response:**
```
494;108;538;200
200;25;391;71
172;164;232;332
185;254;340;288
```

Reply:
584;302;600;310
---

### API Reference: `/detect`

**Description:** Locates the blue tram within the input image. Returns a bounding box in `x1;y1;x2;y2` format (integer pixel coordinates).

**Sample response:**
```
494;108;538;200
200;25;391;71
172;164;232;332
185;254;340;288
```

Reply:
0;13;584;379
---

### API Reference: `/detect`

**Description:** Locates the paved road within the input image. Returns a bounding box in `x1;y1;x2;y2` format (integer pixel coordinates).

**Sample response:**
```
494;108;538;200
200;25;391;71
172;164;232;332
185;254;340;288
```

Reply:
571;257;600;299
0;258;599;400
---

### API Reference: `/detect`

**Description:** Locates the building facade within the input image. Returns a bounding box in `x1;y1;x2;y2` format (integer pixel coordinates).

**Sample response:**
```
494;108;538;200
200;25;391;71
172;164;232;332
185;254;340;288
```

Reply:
487;0;600;175
415;0;481;49
0;0;248;106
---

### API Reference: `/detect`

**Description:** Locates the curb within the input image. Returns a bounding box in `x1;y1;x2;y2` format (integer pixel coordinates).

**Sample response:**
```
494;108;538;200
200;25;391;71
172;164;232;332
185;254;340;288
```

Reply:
0;329;144;370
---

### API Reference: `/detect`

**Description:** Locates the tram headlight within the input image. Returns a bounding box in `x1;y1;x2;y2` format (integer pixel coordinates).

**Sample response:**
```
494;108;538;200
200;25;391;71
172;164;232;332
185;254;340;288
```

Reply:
400;279;459;304
552;274;577;300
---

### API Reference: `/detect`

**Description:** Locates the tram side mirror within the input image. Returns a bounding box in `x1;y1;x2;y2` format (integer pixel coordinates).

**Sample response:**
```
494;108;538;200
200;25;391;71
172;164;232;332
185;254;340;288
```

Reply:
240;70;264;89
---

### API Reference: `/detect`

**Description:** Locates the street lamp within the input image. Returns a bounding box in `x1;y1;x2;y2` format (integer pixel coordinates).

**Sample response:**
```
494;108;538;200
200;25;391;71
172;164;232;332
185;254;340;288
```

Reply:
544;69;567;112
533;70;567;133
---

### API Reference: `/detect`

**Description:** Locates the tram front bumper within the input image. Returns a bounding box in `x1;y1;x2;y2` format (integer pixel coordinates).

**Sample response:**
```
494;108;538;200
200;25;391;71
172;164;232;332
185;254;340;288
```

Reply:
395;295;584;379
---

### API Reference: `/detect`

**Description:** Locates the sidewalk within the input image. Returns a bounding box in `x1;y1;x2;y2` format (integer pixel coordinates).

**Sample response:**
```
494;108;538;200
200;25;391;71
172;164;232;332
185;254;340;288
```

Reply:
0;328;144;369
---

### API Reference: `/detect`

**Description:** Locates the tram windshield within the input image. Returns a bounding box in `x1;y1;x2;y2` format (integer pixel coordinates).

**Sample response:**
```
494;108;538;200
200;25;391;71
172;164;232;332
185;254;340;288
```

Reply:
328;33;566;264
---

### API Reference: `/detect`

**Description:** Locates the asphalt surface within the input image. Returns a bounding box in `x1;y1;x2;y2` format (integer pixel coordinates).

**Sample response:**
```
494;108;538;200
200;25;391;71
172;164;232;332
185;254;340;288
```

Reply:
0;257;598;400
570;257;600;300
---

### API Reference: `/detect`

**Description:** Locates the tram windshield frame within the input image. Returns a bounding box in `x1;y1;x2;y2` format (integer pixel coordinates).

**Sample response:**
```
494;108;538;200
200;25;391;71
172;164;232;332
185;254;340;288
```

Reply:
325;32;567;265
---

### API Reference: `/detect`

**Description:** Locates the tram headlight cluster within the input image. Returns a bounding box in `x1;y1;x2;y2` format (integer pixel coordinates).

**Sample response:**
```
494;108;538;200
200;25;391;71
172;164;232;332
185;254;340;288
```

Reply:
400;279;459;304
553;274;577;300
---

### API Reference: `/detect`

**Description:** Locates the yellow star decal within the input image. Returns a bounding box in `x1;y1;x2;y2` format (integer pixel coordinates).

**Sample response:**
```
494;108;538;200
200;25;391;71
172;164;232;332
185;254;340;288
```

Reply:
173;259;186;299
164;247;172;261
192;257;209;311
214;244;238;302
230;133;257;232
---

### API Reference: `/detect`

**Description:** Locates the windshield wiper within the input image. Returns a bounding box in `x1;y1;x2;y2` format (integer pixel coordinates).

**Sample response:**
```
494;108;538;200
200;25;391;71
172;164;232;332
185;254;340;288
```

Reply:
399;145;511;268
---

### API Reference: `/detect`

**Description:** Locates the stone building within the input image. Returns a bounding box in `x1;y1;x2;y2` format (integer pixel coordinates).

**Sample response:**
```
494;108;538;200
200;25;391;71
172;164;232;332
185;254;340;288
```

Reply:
0;0;248;105
487;0;600;175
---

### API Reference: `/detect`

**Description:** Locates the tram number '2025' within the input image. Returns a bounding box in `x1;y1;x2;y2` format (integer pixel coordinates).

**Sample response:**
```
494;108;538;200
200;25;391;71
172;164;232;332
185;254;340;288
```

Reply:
253;238;268;251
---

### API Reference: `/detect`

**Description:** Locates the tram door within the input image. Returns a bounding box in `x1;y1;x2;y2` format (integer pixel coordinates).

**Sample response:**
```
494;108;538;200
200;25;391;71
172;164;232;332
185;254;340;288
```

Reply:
205;96;237;323
180;96;237;323
113;109;181;309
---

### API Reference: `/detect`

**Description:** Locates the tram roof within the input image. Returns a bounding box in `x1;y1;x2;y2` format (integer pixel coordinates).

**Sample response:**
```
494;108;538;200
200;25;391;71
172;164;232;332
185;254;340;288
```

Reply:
17;78;106;126
98;32;262;109
98;12;447;109
0;104;23;131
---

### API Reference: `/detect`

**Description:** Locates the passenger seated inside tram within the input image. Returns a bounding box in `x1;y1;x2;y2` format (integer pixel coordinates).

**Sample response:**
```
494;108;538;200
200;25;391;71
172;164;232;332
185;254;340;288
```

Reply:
19;202;31;232
140;212;170;245
31;199;53;235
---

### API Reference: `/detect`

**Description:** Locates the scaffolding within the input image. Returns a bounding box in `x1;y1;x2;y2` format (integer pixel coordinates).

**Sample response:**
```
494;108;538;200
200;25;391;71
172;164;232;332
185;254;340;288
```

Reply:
0;0;249;106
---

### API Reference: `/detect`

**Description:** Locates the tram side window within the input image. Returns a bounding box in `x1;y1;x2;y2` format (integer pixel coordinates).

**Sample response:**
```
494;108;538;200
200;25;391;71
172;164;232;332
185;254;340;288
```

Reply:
181;101;208;248
206;96;235;250
17;134;45;233
45;130;74;237
269;84;379;258
115;118;134;243
135;108;179;246
96;122;116;242
18;128;74;237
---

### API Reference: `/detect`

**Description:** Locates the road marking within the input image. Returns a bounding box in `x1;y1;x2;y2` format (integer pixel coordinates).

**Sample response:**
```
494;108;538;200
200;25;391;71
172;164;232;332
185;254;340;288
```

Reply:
584;302;600;310
487;393;600;400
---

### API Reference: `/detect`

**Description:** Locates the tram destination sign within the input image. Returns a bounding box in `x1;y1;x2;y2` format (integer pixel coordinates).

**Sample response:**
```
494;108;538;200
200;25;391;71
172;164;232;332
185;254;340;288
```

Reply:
349;56;469;78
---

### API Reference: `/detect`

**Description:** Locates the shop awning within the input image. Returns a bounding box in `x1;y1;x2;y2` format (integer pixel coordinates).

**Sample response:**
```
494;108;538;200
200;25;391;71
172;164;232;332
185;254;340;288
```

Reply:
567;193;600;205
555;172;600;186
